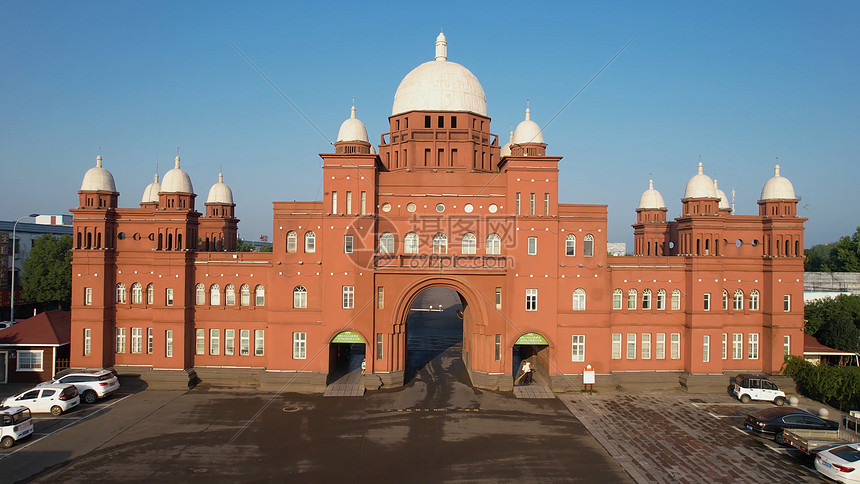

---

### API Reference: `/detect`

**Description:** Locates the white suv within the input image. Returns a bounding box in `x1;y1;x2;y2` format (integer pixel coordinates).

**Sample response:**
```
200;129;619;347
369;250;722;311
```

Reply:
1;384;80;415
42;369;120;404
732;374;787;405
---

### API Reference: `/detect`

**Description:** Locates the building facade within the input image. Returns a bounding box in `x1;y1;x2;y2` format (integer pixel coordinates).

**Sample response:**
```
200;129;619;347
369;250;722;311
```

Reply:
69;34;806;391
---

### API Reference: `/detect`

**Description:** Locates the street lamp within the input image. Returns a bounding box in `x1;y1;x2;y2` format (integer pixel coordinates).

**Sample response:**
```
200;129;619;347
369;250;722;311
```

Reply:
9;214;39;322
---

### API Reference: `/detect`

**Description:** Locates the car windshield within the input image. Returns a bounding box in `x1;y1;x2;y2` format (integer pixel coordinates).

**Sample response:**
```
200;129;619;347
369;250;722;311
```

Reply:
830;446;860;463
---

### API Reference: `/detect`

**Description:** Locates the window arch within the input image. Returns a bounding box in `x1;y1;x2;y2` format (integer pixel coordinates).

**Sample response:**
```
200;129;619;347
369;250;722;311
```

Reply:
656;289;666;310
722;289;729;311
584;234;595;257
642;289;652;310
749;289;760;311
486;233;501;255
612;289;623;310
116;283;127;304
565;234;576;256
461;233;477;255
733;289;743;311
671;289;681;310
131;282;143;304
225;284;236;306
379;233;395;254
293;286;307;308
432;233;447;254
146;283;154;305
255;285;265;306
286;231;297;253
210;284;221;306
195;283;206;305
404;232;419;254
240;284;250;306
304;231;316;253
627;289;637;310
572;288;586;311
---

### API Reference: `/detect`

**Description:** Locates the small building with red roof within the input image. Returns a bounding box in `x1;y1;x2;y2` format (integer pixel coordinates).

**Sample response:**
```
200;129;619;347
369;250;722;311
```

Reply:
0;311;70;383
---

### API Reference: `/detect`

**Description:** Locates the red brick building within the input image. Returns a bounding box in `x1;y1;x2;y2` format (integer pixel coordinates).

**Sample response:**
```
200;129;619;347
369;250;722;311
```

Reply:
69;33;805;391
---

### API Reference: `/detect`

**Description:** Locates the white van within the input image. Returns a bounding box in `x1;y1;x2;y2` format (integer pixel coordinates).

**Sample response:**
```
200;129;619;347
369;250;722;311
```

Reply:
0;406;34;448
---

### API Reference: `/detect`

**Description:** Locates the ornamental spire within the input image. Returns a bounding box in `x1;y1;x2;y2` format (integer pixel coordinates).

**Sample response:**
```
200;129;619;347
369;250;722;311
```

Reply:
435;32;447;61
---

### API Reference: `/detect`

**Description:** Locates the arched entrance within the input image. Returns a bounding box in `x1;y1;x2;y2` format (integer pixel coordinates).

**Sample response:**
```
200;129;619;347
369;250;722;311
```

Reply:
404;287;467;385
513;332;550;386
327;331;366;385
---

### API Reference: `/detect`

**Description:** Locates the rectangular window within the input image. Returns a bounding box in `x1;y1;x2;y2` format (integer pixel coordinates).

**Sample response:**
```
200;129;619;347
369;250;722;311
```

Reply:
703;335;710;363
495;287;502;310
225;329;235;356
656;333;666;359
612;291;622;310
748;333;759;360
438;115;444;128
572;334;585;362
722;333;727;360
425;115;431;128
254;330;264;356
84;328;92;356
450;115;457;128
196;329;205;355
166;288;174;306
495;334;503;361
147;284;154;305
525;288;538;311
360;191;367;215
703;293;710;311
732;333;743;359
332;191;338;214
346;191;352;214
293;332;307;359
529;193;535;215
783;294;791;312
240;329;250;355
626;333;637;359
656;291;665;310
611;333;622;360
515;192;521;215
343;286;355;309
85;287;93;305
131;327;142;354
377;287;384;309
116;328;126;353
784;335;791;356
210;328;220;355
344;235;354;253
641;333;651;359
16;350;43;371
627;291;637;310
165;330;174;357
671;290;680;310
527;236;537;255
670;333;681;360
544;193;550;216
376;333;384;360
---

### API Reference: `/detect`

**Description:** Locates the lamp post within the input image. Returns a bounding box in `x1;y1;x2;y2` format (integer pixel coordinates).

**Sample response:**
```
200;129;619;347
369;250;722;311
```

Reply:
9;214;39;322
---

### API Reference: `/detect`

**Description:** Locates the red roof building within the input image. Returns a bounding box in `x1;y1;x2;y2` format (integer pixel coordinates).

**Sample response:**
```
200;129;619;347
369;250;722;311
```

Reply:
0;311;70;383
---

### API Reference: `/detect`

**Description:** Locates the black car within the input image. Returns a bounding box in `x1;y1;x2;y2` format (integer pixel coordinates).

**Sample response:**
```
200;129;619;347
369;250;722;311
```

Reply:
745;407;838;444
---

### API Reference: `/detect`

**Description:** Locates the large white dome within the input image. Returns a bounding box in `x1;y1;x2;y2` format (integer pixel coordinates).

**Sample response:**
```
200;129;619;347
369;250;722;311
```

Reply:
206;173;234;204
684;162;718;199
161;156;194;194
81;155;117;192
141;173;160;203
512;108;544;144
392;33;487;116
760;164;796;200
337;106;369;143
638;179;666;209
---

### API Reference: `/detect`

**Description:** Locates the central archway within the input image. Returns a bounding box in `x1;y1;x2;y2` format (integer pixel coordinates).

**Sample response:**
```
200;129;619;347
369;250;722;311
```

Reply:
404;287;467;385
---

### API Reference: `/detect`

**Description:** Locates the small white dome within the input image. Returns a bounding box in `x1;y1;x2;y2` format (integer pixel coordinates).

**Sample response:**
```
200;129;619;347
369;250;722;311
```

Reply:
714;179;730;210
370;144;376;154
80;155;117;192
638;179;666;209
141;173;161;203
500;130;514;158
512;108;544;144
761;164;796;200
683;162;718;199
161;156;194;194
392;33;487;116
206;173;234;204
337;106;369;143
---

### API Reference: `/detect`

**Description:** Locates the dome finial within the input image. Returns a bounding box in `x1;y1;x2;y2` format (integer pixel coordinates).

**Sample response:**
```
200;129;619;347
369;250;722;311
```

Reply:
774;163;780;177
96;154;103;167
218;172;224;183
154;173;159;183
350;105;356;119
435;31;447;61
649;178;654;190
697;161;703;175
174;155;181;169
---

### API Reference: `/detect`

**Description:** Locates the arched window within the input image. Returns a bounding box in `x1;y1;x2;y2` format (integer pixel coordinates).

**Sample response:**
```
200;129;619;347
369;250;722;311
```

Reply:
293;286;307;308
749;289;760;311
671;289;681;310
642;289;652;310
432;233;447;254
404;232;419;254
147;283;154;305
612;289;623;310
627;289;637;310
210;284;221;306
286;231;297;253
565;234;576;256
572;288;586;311
304;232;316;253
255;285;265;306
195;284;206;305
240;284;250;306
379;233;395;254
733;289;743;310
461;233;477;254
722;289;729;310
225;284;236;306
486;233;501;255
116;283;127;304
656;289;666;310
584;234;594;257
131;283;143;304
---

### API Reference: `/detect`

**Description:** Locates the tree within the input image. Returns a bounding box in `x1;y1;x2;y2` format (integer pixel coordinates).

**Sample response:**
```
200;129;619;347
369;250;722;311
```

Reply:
237;239;256;252
805;294;860;352
260;244;273;252
806;227;860;272
20;234;72;310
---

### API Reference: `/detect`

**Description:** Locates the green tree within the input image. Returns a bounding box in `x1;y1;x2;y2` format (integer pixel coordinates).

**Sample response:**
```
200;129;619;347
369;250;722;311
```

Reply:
237;238;255;252
819;313;860;353
260;244;273;252
804;227;860;272
20;234;73;310
804;294;860;351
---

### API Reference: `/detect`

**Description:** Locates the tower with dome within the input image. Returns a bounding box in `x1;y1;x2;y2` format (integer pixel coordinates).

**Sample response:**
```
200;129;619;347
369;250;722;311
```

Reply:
69;34;806;392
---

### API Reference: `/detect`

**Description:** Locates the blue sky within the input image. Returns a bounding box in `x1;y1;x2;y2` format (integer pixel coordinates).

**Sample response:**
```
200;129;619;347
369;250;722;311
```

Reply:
2;1;857;247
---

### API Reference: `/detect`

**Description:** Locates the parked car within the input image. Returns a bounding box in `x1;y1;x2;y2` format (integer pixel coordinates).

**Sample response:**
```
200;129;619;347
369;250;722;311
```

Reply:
785;410;860;455
731;374;787;405
815;442;860;483
0;384;80;415
0;406;34;449
40;368;119;404
745;407;839;444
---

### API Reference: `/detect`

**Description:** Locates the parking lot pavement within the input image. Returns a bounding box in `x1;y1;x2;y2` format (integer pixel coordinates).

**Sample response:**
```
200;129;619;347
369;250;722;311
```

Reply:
559;392;824;483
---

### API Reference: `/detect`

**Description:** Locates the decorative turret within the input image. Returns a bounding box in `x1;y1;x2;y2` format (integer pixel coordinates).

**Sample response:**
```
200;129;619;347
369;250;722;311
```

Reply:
335;106;371;154
758;164;798;217
714;179;731;214
199;172;239;251
79;155;118;210
158;156;196;210
510;108;546;156
500;130;513;158
140;173;160;208
682;162;719;216
634;179;670;256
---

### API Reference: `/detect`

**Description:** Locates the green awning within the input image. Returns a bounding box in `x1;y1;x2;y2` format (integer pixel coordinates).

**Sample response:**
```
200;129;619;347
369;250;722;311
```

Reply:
515;332;548;345
331;331;365;344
